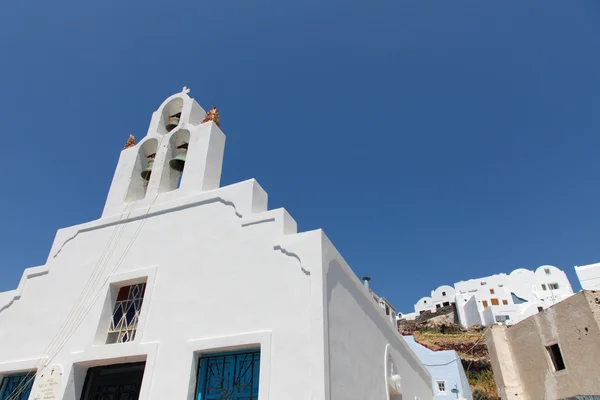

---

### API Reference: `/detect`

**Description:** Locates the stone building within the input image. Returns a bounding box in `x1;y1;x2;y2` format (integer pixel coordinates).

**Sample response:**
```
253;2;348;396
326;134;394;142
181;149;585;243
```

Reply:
485;290;600;400
0;90;433;400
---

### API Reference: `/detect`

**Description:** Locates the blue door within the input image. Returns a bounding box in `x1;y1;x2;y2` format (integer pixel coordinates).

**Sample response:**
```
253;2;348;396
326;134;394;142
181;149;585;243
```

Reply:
196;350;261;400
0;372;35;400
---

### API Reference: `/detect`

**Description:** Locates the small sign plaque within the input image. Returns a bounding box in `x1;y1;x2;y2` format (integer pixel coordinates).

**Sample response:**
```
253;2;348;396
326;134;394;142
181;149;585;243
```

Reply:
30;364;62;400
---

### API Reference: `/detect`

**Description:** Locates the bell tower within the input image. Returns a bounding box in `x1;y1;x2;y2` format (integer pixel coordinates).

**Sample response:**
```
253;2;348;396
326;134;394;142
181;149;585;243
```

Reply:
102;87;226;217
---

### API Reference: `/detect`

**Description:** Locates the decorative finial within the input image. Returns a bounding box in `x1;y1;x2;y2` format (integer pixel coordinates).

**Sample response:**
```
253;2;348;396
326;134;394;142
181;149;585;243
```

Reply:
124;134;136;149
182;86;190;94
201;107;220;128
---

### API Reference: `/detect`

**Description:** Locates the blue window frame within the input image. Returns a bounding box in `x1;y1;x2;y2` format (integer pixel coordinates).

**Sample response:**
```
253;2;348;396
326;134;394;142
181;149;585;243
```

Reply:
196;349;260;400
0;372;35;400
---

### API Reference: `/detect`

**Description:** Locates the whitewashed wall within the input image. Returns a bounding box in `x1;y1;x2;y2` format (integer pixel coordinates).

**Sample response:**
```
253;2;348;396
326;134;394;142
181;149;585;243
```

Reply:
575;262;600;290
455;294;480;327
324;254;433;400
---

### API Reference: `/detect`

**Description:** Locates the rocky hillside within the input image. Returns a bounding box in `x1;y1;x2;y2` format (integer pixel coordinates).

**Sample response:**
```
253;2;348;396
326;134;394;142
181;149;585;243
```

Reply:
398;307;498;400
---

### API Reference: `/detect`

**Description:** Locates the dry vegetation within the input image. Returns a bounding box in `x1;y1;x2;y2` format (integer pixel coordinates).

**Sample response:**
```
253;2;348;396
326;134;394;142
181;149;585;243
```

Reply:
413;330;498;400
399;307;499;399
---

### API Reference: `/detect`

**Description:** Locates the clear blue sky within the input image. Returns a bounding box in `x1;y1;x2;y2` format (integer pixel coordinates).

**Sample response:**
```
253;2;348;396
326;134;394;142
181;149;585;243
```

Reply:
0;1;599;313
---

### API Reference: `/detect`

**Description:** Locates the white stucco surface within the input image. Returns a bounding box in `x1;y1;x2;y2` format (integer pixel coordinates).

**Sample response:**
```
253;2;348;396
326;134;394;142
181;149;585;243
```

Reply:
575;262;600;290
0;91;433;400
455;294;480;328
324;258;432;400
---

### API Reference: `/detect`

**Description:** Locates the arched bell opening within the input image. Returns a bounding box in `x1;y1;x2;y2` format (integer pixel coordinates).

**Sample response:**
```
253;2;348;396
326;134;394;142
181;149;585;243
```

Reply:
157;97;184;135
126;139;158;202
158;130;190;193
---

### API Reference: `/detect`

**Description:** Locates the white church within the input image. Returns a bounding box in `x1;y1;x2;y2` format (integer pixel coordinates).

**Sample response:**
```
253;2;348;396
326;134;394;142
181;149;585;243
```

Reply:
0;90;434;400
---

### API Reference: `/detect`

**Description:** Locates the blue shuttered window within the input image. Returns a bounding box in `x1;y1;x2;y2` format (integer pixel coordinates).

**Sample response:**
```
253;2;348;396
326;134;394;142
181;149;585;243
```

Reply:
196;350;260;400
0;372;35;400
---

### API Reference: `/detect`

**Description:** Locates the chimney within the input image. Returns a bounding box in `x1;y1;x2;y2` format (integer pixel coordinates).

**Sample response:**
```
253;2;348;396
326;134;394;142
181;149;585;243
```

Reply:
362;276;371;291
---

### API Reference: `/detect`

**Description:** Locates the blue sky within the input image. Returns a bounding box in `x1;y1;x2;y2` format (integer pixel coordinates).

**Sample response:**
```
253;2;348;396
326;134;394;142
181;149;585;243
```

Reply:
0;1;599;312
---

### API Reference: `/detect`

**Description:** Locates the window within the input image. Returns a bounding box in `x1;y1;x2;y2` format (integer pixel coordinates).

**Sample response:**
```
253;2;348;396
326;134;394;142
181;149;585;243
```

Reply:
436;381;446;393
549;283;559;290
436;304;441;309
491;298;499;306
502;300;508;305
482;300;489;309
385;305;390;316
196;350;260;399
541;284;547;290
490;289;495;295
538;306;544;312
495;315;510;323
546;344;566;371
424;300;427;304
80;362;145;400
107;283;146;344
480;281;487;286
0;372;35;400
443;301;450;307
442;291;446;297
545;268;551;275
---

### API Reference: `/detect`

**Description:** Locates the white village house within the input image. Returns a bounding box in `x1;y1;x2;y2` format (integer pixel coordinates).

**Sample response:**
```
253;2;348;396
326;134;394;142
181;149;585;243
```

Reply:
0;90;434;400
400;286;456;321
575;261;600;290
400;266;574;328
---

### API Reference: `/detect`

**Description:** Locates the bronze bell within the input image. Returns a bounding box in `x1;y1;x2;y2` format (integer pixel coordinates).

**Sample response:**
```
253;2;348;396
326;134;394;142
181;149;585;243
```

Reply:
169;143;188;172
141;153;156;181
166;113;181;132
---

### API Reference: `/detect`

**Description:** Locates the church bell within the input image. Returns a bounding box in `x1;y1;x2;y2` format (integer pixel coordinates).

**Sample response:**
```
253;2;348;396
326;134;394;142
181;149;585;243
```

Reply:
169;143;188;172
166;113;181;132
141;153;156;181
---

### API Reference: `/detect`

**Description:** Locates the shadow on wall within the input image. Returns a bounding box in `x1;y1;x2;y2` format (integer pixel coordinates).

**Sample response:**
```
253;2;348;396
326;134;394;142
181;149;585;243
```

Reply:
326;259;431;396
